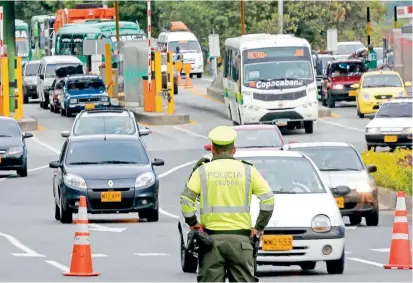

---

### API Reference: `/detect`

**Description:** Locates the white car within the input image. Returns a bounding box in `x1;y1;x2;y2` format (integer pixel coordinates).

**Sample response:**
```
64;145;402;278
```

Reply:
178;150;348;275
334;41;365;59
365;97;412;151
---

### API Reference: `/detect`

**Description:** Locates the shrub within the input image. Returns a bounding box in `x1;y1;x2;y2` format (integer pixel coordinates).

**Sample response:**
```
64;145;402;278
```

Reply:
361;149;412;195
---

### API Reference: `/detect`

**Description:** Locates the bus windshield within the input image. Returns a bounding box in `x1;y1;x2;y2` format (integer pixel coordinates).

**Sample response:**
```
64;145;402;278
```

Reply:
16;30;30;57
242;47;314;89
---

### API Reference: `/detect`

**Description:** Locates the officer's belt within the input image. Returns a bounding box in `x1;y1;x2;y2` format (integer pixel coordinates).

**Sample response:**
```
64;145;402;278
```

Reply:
204;228;250;237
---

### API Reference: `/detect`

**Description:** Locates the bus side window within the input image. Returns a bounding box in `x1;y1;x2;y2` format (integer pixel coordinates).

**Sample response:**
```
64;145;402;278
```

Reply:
224;49;229;78
228;50;233;80
232;52;239;82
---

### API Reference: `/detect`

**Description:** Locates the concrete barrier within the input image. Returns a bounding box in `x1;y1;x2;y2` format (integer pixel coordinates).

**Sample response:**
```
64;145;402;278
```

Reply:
18;117;38;131
130;108;190;126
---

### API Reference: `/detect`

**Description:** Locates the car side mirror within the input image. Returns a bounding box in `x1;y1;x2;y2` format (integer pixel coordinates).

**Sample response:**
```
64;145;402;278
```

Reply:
151;158;164;166
23;132;33;139
139;126;151;136
331;185;351;196
405;81;412;87
366;164;377;173
61;131;69;138
49;161;61;169
204;144;212;151
351;84;360;89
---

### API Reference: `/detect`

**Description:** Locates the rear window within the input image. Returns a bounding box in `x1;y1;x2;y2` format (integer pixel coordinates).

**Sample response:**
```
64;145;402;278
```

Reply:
73;116;137;136
45;63;81;78
331;62;366;77
362;74;403;88
336;44;365;55
67;78;105;94
236;129;283;148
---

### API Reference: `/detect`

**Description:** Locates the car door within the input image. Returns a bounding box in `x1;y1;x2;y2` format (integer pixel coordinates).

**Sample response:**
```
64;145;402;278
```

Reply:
54;140;68;203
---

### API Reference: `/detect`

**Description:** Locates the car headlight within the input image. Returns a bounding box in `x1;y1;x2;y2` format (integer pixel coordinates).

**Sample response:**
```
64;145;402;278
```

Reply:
7;146;23;155
312;214;331;233
64;173;87;190
70;99;77;104
101;96;109;102
355;183;374;193
332;84;344;90
366;127;380;134
135;172;155;188
397;91;407;97
362;92;370;101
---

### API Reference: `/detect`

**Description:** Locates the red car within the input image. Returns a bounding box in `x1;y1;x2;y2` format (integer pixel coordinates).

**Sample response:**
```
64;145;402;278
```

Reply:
204;125;286;151
321;59;367;108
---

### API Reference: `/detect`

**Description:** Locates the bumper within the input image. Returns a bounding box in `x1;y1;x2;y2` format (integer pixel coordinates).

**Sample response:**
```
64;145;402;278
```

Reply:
338;190;378;216
62;184;157;214
366;133;412;147
0;154;25;170
257;227;344;264
329;90;356;102
23;85;37;98
359;99;390;114
237;102;318;124
67;103;110;113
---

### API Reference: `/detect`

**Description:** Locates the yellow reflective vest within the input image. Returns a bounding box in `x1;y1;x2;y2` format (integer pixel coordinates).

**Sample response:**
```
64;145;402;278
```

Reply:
180;158;274;231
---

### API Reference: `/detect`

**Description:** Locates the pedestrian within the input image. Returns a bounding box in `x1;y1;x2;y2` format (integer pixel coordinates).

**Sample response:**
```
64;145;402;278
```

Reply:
180;125;275;282
365;44;378;71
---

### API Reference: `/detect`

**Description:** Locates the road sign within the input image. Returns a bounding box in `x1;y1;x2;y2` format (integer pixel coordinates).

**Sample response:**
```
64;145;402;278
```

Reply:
208;34;220;57
397;5;413;19
83;39;111;55
327;29;338;52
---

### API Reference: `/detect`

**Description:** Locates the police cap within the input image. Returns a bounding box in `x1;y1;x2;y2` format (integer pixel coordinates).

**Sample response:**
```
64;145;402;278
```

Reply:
208;126;237;146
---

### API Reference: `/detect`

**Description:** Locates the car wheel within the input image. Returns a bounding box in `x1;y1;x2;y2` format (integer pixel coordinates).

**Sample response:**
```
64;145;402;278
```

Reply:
326;249;344;274
180;235;198;273
327;93;335;108
17;165;28;177
300;261;316;270
190;74;194;79
65;108;72;117
349;215;362;225
174;82;178;95
197;73;202;79
140;206;159;222
54;202;61;221
365;209;379;226
304;121;314;134
23;95;29;104
59;194;73;224
356;106;364;118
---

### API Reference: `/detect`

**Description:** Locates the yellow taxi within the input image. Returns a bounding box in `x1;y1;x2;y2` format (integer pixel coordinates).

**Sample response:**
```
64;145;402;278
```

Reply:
351;70;411;118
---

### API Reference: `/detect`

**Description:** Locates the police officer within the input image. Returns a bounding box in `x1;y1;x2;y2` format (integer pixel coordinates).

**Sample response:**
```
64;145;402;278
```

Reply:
365;44;378;71
180;126;275;282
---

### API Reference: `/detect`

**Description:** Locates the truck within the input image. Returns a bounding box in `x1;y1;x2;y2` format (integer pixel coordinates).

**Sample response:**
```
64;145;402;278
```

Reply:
15;19;31;63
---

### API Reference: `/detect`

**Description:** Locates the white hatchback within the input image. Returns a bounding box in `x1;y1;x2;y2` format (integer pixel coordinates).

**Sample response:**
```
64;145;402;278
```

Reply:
178;150;348;275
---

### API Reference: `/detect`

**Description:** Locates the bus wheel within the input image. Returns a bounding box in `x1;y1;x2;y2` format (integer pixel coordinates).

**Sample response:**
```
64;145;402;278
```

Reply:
304;121;314;134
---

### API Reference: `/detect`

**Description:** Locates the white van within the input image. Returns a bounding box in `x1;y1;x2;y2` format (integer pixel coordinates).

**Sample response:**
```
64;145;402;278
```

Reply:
37;55;83;109
157;31;204;78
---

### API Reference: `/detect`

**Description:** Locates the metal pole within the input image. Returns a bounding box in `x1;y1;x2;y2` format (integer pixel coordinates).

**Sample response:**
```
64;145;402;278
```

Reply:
367;7;371;45
278;0;283;34
114;0;120;42
240;0;245;35
147;0;152;91
393;6;398;29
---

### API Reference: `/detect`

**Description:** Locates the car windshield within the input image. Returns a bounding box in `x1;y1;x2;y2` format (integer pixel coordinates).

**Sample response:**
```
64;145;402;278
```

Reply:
0;120;21;137
65;140;149;165
331;62;366;77
293;146;364;171
241;156;326;194
375;102;412;118
73;116;137;135
235;129;283;148
45;63;80;78
67;78;106;94
16;40;29;57
168;40;201;53
24;63;39;76
336;44;365;55
362;74;403;88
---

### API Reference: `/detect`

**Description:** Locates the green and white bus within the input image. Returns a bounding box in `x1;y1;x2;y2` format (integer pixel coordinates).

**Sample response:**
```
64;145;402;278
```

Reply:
223;34;318;134
30;15;53;60
15;19;31;63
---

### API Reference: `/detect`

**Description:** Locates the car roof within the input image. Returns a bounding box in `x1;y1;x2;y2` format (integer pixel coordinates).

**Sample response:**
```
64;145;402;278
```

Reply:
41;55;82;64
363;70;400;76
284;142;351;148
78;108;131;117
26;60;40;64
68;74;101;80
331;59;363;64
233;125;279;131
233;150;304;158
68;134;139;142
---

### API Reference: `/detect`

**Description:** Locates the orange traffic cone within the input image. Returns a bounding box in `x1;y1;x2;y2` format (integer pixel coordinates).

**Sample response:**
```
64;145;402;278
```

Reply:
63;196;100;276
384;191;412;270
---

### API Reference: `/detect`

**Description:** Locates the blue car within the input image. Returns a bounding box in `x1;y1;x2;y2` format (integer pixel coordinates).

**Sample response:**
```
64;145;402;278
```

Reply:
59;74;111;117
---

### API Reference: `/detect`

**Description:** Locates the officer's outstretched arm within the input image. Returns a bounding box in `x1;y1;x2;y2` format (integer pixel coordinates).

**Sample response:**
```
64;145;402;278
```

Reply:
180;168;201;227
250;166;274;231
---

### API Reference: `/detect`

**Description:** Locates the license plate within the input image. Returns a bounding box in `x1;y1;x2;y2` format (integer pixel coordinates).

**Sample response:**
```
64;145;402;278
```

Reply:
335;197;344;208
275;119;288;126
85;103;95;109
384;136;398;142
101;192;122;202
349;90;357;96
262;235;293;251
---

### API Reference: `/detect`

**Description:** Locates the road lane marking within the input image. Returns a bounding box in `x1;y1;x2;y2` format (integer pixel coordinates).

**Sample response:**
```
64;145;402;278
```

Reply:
0;165;50;183
347;257;384;267
371;248;413;252
172;126;208;139
45;260;69;272
158;160;197;179
331;113;340;118
319;120;364;132
32;137;60;154
345;226;358;230
345;251;352;254
0;232;45;257
159;208;179;220
134;253;170;256
88;223;127;233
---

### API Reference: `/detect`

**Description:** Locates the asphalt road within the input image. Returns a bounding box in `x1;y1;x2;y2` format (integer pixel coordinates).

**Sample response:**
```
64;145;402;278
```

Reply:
0;77;411;282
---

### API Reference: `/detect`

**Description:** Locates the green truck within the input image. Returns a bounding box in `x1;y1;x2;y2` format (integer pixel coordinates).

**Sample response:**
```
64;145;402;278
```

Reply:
54;20;146;70
15;19;31;63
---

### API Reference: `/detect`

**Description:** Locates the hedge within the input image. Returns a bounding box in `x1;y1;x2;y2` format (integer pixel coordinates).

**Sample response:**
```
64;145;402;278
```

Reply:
361;149;412;195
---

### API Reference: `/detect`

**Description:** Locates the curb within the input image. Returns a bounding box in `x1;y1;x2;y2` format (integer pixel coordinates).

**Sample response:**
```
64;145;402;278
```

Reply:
17;117;38;132
378;187;412;215
130;109;191;126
